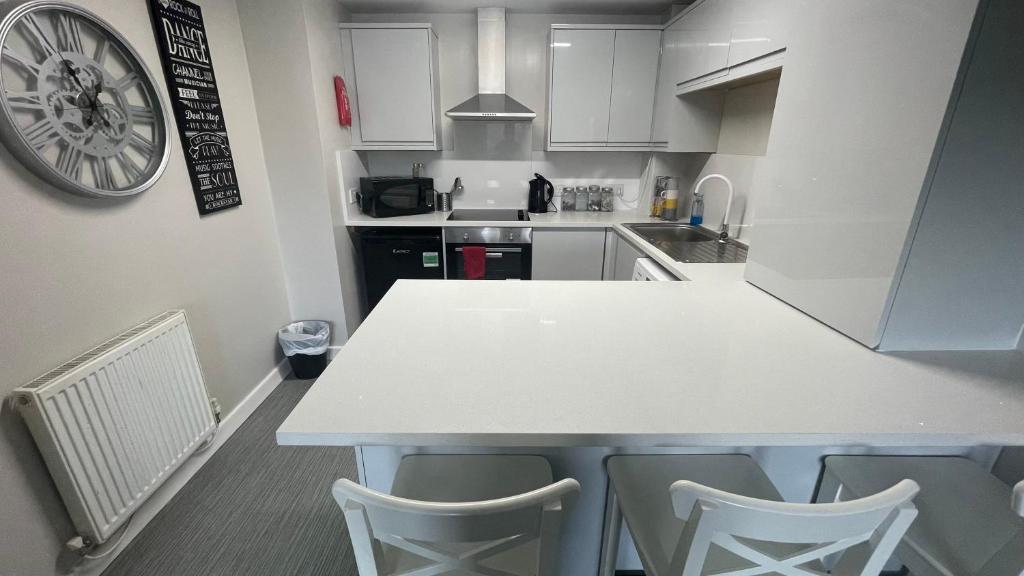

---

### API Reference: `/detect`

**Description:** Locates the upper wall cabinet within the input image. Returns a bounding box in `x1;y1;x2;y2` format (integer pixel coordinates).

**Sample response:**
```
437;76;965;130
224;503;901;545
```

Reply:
667;0;787;95
727;0;785;68
340;24;442;150
672;0;733;86
547;26;662;150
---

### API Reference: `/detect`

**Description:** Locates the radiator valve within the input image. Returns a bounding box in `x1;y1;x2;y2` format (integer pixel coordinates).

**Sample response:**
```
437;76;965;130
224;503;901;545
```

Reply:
209;397;222;423
65;535;92;554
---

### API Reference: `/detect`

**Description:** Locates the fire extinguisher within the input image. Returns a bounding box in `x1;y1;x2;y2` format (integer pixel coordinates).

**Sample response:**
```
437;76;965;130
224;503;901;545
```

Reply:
334;76;351;127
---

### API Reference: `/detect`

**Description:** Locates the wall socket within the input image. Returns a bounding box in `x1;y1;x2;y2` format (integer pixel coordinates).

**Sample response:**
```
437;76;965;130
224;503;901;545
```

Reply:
347;188;359;204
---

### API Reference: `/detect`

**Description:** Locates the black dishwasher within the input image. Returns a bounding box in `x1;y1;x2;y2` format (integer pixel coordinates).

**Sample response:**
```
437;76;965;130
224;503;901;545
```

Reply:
359;228;443;313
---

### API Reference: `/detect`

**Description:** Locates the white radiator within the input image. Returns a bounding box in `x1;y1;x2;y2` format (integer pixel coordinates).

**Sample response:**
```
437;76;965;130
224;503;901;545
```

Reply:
13;310;217;546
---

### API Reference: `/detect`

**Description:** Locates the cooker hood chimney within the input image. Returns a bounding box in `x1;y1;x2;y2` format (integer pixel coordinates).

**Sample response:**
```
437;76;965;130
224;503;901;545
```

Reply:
445;8;536;121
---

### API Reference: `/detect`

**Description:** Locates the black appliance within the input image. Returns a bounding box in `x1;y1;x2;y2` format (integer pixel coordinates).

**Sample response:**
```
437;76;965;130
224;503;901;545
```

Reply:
527;173;554;214
359;228;443;313
359;177;434;218
445;210;532;280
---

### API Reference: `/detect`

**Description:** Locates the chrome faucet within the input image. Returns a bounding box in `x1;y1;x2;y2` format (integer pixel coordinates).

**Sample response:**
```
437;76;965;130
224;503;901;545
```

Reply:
693;173;735;241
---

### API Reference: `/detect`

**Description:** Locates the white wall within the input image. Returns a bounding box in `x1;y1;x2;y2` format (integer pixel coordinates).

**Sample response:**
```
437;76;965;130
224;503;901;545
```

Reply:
681;77;779;242
303;0;365;338
0;1;292;573
879;0;1024;351
363;149;649;210
237;0;349;338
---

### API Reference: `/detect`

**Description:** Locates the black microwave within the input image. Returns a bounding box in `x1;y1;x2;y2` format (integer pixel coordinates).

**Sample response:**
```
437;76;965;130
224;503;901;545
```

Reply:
359;177;434;218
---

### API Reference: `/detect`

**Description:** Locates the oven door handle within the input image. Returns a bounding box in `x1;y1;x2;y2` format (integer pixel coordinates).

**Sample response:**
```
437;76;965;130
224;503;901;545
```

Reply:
453;247;523;254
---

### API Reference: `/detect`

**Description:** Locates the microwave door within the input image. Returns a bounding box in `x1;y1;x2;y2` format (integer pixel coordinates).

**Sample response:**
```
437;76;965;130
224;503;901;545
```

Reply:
380;185;420;210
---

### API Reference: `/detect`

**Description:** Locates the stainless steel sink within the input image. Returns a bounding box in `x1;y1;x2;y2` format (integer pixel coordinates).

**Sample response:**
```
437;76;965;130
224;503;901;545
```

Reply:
623;223;748;264
624;223;717;243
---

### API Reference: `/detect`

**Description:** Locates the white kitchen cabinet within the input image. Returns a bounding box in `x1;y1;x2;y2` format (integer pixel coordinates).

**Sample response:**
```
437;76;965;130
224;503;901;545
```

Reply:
664;0;787;97
650;27;725;152
532;229;607;280
727;0;785;68
673;0;732;86
547;26;662;150
607;30;662;144
340;24;441;150
548;28;615;144
744;0;1022;351
606;232;646;281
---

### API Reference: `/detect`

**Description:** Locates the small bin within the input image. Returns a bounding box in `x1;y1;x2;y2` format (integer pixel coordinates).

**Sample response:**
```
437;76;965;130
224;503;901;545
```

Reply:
278;321;330;379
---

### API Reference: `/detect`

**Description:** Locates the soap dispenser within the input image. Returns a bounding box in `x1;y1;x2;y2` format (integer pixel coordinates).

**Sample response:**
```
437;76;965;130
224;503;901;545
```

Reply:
690;193;705;226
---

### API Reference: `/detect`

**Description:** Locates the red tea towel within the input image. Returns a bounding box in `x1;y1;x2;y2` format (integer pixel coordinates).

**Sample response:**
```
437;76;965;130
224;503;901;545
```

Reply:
462;246;486;280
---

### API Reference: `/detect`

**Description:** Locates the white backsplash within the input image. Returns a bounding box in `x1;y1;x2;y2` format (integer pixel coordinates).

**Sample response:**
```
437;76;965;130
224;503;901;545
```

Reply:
365;146;649;211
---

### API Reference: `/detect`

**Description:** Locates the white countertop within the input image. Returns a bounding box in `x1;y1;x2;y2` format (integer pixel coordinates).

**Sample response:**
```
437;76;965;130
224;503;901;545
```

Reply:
277;280;1024;448
345;207;743;281
344;208;664;229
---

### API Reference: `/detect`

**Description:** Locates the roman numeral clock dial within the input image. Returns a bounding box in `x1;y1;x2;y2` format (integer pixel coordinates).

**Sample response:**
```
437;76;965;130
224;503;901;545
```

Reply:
0;1;169;197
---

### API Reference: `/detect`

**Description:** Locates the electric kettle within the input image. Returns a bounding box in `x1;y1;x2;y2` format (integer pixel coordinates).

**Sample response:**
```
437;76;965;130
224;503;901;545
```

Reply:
528;173;554;213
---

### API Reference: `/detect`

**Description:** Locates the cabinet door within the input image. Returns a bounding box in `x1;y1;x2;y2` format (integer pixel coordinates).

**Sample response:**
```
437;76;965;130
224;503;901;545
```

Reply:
728;0;784;67
350;28;435;143
675;0;732;84
651;23;725;152
532;229;607;280
549;29;615;144
612;233;645;281
607;30;662;143
651;27;679;144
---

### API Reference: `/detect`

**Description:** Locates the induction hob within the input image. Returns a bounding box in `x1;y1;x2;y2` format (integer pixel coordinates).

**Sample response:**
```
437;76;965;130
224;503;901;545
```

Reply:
446;209;529;222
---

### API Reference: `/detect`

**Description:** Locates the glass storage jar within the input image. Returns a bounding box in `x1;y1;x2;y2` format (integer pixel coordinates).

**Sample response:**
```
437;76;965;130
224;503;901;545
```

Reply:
574;186;589;211
560;187;576;211
587;185;602;211
600;187;614;212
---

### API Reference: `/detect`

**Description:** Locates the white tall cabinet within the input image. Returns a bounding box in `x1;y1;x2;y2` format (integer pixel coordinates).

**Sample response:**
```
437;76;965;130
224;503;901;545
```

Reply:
547;26;662;149
340;24;442;150
742;0;1022;350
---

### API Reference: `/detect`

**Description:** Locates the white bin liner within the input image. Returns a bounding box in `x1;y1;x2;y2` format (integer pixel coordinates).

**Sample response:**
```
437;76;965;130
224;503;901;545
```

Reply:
277;321;330;357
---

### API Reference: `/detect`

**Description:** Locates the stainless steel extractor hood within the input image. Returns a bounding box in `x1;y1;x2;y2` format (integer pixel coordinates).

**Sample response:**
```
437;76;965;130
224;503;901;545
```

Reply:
445;8;536;121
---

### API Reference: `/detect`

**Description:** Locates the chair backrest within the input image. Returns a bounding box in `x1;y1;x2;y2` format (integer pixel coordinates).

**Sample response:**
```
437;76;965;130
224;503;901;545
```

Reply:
332;477;580;576
668;479;919;576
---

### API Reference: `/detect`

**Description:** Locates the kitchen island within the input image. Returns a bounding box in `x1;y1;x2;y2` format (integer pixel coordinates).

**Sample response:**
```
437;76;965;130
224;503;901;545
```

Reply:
277;279;1024;573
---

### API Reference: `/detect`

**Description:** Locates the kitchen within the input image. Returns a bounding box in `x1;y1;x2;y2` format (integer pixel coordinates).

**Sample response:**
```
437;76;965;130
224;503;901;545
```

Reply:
0;1;1021;576
340;4;769;300
281;0;1024;575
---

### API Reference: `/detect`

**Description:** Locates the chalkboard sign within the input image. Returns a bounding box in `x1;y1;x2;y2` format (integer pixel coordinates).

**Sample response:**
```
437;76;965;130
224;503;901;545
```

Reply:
149;0;241;215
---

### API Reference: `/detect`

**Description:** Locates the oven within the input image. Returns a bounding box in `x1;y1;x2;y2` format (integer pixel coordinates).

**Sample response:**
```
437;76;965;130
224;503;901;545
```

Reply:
446;227;532;280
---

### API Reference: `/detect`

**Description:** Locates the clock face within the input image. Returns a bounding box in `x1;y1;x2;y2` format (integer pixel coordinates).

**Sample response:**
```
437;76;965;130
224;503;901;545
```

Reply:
0;1;169;197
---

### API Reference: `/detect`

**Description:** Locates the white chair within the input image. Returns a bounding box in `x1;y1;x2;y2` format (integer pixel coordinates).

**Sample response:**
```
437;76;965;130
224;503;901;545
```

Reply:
602;455;919;576
820;456;1024;576
332;455;580;576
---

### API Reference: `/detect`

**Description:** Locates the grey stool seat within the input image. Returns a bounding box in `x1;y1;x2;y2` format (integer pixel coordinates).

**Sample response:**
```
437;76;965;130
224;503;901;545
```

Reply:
607;455;787;576
333;455;580;576
821;456;1024;576
603;454;918;576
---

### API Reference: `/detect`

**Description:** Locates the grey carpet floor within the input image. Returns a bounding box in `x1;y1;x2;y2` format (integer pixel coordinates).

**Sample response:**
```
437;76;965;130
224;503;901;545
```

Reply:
103;377;358;576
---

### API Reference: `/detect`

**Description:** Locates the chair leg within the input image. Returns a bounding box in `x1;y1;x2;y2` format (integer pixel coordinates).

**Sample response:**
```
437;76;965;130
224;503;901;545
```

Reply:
816;468;843;504
598;483;623;576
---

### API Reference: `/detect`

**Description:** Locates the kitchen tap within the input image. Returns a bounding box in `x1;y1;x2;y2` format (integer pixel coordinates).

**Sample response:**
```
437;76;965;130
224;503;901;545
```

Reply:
693;174;735;241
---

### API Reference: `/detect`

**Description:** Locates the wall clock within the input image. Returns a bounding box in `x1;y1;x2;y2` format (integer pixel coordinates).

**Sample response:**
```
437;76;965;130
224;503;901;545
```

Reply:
0;1;170;198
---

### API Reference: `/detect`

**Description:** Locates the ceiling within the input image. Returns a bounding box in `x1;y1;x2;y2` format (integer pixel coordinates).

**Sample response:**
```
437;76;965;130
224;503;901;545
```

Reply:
338;0;686;15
